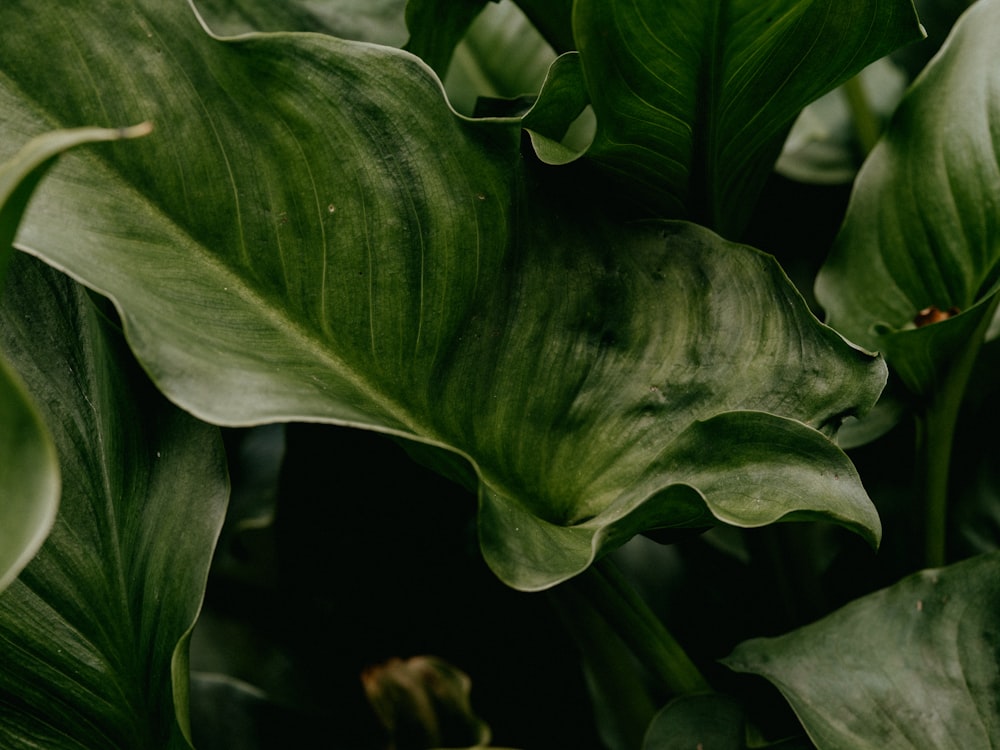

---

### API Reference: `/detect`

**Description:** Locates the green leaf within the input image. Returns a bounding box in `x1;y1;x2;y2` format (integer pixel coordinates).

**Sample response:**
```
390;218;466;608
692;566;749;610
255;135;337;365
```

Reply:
190;0;408;45
0;125;150;593
642;695;745;750
723;551;1000;749
573;0;925;236
442;0;556;115
404;0;493;78
0;359;57;593
513;0;574;54
816;0;1000;397
1;1;884;590
521;52;593;165
0;252;228;749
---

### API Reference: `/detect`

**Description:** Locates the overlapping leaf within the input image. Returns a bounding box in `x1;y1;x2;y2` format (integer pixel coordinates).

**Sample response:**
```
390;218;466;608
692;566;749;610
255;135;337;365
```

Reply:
816;0;1000;397
0;253;228;749
0;126;150;593
573;0;924;236
1;0;886;590
724;551;1000;749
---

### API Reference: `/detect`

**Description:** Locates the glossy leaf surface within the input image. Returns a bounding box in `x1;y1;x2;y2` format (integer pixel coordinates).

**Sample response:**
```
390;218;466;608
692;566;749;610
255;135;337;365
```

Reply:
724;552;1000;749
816;0;1000;396
0;125;149;593
0;253;228;749
573;0;924;236
1;0;885;590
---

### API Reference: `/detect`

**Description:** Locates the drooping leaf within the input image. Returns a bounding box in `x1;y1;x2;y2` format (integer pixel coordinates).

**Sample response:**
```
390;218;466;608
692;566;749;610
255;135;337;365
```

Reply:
0;252;229;749
816;0;1000;397
724;551;1000;749
0;125;150;593
404;0;493;78
1;0;885;590
572;0;925;236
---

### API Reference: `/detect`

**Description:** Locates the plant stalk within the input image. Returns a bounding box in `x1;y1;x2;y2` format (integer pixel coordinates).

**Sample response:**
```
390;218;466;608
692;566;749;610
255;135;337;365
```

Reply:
558;559;711;697
915;305;997;568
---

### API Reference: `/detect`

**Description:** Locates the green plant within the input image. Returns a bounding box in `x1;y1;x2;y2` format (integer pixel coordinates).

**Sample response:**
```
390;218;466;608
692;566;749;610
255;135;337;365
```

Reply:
1;0;998;747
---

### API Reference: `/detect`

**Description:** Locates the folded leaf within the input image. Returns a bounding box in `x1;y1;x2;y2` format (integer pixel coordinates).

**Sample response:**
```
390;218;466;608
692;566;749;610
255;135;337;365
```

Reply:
573;0;925;236
0;253;228;749
816;0;1000;397
1;0;885;590
724;551;1000;749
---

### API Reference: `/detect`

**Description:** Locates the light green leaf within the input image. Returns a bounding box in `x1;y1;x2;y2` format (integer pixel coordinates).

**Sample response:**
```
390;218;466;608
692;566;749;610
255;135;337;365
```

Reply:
0;359;57;594
1;1;884;590
724;551;1000;749
816;0;1000;397
0;124;150;593
573;0;925;236
0;252;228;749
443;0;556;115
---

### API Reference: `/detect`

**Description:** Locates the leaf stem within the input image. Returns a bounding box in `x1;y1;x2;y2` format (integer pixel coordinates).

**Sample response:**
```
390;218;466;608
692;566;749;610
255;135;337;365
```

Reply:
915;306;997;568
842;74;881;157
559;559;711;697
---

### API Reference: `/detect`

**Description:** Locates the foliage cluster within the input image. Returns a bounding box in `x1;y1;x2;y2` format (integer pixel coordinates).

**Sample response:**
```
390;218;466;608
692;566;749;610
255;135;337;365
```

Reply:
1;0;999;747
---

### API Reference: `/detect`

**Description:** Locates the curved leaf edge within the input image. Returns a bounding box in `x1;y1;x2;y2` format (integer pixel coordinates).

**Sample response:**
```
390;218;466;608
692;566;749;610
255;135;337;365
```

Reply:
480;411;882;592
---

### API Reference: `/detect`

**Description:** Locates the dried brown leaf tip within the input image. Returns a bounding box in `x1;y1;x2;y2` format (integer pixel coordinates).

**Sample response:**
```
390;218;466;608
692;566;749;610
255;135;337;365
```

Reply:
913;305;960;327
361;655;491;750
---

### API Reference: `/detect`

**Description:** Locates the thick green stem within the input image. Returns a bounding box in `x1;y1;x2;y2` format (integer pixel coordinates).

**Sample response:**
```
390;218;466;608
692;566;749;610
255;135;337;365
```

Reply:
915;306;996;568
557;559;711;697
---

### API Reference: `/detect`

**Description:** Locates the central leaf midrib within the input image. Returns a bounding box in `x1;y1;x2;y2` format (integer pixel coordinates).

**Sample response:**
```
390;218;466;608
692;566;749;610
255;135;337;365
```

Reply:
688;0;729;230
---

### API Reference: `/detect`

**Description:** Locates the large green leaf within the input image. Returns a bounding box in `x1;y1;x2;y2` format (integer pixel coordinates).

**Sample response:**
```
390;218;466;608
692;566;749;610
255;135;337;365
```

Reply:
815;0;1000;397
573;0;925;236
1;0;885;590
0;252;228;749
0;125;150;593
724;551;1000;749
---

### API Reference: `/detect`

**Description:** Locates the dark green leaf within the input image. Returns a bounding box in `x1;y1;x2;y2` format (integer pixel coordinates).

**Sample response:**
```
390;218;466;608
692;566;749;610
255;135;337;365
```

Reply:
404;0;492;77
573;0;925;236
514;0;574;55
1;125;150;592
1;0;884;590
816;0;1000;397
0;254;228;748
724;551;1000;749
522;52;592;165
643;694;744;750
